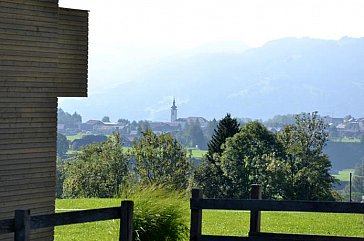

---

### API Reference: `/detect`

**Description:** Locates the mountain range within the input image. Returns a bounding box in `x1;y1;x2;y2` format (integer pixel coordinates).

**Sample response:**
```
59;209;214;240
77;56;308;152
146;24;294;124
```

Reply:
59;37;364;122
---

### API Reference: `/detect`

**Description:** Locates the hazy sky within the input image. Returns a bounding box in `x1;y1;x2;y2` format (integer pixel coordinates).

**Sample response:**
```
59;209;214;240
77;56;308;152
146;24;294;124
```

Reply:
58;0;364;121
60;0;364;48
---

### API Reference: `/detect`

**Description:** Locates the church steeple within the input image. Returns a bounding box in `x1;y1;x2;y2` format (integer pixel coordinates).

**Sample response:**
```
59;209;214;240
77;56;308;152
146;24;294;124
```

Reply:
171;98;177;122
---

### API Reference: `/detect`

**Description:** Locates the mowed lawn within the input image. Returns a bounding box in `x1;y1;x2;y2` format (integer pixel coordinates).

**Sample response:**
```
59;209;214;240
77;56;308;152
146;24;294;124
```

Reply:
55;199;364;241
65;146;207;159
187;148;208;159
332;169;355;181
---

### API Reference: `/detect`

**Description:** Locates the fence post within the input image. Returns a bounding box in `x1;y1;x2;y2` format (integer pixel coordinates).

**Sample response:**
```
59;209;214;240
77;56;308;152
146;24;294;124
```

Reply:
14;209;30;241
249;184;262;237
120;201;134;241
190;189;203;241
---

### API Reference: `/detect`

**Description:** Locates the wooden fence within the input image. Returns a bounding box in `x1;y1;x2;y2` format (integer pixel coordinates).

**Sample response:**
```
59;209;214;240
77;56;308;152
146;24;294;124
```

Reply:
0;201;133;241
190;185;364;241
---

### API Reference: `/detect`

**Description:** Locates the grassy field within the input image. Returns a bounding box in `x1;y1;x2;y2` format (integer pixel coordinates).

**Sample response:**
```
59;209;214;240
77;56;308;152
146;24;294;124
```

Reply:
331;138;361;143
66;133;84;142
65;144;207;160
187;148;208;159
333;169;355;181
55;199;363;241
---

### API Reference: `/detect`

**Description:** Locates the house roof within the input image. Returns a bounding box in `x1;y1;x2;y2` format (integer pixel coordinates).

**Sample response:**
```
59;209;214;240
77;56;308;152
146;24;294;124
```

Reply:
85;120;104;125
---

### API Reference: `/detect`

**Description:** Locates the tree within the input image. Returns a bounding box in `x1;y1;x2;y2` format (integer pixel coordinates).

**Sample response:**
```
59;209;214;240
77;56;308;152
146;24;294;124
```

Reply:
206;113;240;163
131;130;192;189
220;121;283;199
174;121;207;149
118;118;130;125
174;123;190;147
102;116;110;122
194;113;240;198
56;157;65;198
63;133;128;198
264;114;296;128
57;133;69;158
57;108;82;129
277;112;336;200
187;121;207;149
360;134;364;144
351;162;364;201
72;112;82;123
204;118;218;142
137;120;151;135
130;120;138;131
70;134;107;150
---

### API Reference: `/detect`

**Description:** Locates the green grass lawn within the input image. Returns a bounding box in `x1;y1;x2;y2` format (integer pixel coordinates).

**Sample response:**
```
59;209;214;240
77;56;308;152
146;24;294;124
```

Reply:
65;146;207;160
333;169;355;181
187;148;207;159
66;133;85;142
55;199;364;241
332;138;361;143
123;147;207;159
65;150;79;156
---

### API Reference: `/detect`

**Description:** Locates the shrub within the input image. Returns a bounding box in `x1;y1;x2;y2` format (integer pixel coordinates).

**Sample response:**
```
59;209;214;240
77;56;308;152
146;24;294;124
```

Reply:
123;185;189;241
63;133;128;198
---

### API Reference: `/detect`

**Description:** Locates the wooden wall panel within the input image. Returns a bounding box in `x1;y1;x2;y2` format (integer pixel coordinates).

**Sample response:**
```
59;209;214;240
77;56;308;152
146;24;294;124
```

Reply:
0;0;88;240
57;8;88;97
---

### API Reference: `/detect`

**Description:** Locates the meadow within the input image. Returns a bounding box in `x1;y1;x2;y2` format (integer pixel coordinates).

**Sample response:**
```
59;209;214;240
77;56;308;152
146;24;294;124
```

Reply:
332;169;356;181
55;199;364;241
187;148;208;159
66;133;85;142
65;142;208;160
331;138;361;143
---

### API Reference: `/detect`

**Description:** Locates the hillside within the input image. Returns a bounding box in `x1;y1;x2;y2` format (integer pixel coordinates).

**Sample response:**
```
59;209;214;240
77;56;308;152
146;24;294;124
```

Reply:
60;37;364;122
324;141;364;170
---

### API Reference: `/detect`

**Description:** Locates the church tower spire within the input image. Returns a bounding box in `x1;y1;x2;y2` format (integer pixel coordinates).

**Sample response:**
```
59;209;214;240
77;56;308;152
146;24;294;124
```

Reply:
171;98;177;122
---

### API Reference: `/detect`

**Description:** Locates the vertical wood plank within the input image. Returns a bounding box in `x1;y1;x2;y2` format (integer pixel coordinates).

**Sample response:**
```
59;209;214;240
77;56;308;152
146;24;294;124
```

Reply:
14;209;30;241
249;184;262;236
190;189;203;241
0;2;88;241
120;201;133;241
349;172;352;202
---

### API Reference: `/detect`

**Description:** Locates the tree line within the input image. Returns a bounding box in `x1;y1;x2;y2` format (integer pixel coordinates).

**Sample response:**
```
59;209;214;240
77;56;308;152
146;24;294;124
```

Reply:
195;112;336;200
57;130;192;198
57;112;339;201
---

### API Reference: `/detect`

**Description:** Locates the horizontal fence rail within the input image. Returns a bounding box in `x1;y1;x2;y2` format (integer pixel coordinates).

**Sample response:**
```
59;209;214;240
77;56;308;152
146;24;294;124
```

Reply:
0;200;133;241
191;198;364;213
250;232;364;241
0;218;14;235
190;185;364;241
31;207;121;229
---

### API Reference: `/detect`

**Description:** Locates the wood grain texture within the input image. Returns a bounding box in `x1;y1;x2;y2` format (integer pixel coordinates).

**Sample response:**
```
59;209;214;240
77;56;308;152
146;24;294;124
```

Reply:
191;198;364;214
0;0;88;240
191;189;364;241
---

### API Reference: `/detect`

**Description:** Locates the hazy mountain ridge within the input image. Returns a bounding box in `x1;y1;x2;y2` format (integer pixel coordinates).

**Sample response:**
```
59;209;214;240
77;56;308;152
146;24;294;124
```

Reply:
60;37;364;121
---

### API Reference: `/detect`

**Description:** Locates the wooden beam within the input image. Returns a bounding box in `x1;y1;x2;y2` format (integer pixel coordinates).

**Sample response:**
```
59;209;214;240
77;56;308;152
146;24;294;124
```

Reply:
14;209;30;241
30;207;121;229
190;189;203;241
250;232;364;241
120;201;133;241
191;199;364;214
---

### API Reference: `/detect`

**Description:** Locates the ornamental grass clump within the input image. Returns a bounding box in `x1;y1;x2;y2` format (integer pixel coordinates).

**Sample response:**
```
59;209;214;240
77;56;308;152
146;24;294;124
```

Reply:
124;185;189;241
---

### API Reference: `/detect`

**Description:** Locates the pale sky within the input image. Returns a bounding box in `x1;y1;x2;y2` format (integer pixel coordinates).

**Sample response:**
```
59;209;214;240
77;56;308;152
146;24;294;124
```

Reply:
60;0;364;48
58;0;364;121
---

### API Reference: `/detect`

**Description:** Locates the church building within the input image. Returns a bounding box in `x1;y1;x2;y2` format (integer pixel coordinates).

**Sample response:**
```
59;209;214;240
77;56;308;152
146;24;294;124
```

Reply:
171;98;177;122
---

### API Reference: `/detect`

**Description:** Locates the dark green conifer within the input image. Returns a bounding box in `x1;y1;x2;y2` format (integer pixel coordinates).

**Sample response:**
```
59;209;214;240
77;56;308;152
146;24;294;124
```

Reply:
194;113;240;198
206;113;240;164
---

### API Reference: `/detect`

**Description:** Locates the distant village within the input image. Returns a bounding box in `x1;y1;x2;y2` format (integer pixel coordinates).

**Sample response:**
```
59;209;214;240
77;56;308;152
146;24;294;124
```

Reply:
58;99;211;149
58;99;364;151
325;116;364;138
